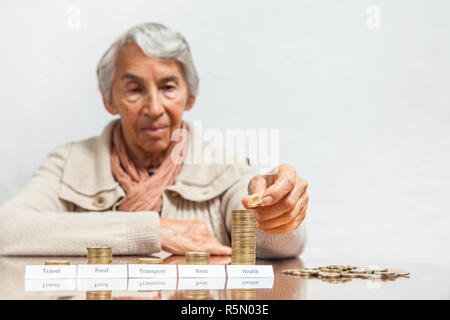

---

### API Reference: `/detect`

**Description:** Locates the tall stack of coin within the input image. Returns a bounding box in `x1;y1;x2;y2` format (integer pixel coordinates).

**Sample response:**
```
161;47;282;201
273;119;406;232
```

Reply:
87;246;113;264
138;257;162;264
231;209;257;265
185;252;210;265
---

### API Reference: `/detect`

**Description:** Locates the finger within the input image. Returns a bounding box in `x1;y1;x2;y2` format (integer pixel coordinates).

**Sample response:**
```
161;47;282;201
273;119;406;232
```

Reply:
256;175;304;222
258;191;308;230
264;204;307;234
241;175;267;208
260;164;297;206
206;243;232;256
210;256;232;265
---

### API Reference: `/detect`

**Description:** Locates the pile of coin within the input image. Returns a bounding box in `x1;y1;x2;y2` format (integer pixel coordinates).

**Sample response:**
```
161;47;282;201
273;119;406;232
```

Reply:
231;209;257;265
87;246;113;264
44;260;71;265
282;265;410;284
138;257;162;264
185;252;210;265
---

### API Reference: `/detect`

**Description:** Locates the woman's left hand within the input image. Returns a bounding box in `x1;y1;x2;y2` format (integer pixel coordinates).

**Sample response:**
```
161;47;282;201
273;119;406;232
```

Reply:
241;164;309;234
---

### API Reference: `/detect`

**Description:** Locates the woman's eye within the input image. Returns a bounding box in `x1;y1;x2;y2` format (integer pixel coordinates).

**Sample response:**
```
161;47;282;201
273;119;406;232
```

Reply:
129;88;142;93
163;86;175;90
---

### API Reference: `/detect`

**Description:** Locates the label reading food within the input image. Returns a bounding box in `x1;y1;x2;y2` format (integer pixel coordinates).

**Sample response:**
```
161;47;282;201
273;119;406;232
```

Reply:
77;265;127;278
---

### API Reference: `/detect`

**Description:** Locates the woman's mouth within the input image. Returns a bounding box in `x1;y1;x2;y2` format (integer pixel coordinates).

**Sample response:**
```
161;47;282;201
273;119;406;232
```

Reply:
140;125;169;137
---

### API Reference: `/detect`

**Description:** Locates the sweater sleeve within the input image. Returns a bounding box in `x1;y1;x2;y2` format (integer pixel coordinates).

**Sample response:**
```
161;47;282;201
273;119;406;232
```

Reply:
0;144;161;256
221;166;307;259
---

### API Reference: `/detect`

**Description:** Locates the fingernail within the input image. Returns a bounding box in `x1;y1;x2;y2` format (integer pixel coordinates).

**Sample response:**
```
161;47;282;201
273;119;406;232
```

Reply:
262;196;273;206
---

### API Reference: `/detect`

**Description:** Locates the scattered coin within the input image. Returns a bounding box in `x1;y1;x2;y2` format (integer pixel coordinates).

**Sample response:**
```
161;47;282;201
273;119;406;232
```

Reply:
282;264;409;285
387;269;410;276
319;271;341;278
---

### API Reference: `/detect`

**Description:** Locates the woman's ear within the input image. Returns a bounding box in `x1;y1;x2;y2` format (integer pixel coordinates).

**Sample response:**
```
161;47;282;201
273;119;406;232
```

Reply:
184;95;196;111
102;92;119;115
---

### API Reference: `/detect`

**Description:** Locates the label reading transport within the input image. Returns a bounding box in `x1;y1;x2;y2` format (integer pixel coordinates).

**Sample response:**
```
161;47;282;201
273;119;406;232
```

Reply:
128;264;176;278
77;265;127;278
24;265;77;279
178;265;226;278
226;265;274;278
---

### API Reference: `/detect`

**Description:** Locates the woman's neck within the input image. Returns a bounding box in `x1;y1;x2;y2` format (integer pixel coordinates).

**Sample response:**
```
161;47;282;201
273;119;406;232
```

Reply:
130;145;169;170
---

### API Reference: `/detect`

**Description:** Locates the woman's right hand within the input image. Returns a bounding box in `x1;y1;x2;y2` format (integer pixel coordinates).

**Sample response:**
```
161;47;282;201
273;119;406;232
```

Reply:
159;218;232;255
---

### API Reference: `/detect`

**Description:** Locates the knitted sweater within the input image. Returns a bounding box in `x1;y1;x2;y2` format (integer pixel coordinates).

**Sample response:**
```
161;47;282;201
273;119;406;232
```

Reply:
0;120;307;258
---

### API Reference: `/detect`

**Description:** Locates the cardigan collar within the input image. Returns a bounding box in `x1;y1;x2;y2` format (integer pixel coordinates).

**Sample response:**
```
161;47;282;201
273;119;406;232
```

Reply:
59;119;249;207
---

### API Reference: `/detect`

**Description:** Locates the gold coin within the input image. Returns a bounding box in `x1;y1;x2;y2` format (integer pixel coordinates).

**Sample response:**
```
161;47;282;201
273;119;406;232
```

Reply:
374;271;398;278
301;268;319;275
387;269;410;276
319;271;341;278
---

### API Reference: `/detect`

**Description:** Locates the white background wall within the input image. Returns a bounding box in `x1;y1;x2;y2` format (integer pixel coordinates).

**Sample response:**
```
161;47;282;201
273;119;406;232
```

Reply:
1;0;449;266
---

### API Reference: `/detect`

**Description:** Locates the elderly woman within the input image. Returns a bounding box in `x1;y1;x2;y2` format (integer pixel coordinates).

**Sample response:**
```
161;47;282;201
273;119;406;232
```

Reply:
0;23;308;258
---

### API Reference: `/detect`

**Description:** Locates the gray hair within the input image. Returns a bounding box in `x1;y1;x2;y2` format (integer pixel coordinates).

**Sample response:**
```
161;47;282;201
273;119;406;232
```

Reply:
97;22;199;102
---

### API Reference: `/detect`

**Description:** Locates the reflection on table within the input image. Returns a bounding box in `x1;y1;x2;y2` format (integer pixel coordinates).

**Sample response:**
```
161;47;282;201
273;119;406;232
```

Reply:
1;255;443;299
0;255;305;300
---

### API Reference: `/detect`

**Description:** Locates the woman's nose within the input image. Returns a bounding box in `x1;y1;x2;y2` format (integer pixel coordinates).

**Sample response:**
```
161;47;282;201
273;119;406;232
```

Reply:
142;93;164;118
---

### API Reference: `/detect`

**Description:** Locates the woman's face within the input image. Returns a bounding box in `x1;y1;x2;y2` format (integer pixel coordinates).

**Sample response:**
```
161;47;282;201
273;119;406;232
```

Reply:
102;42;195;165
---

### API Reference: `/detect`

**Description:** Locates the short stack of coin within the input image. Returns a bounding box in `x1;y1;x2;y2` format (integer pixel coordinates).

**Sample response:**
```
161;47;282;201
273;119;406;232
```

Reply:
44;260;71;265
282;265;410;284
138;257;162;264
231;209;257;265
87;246;113;264
185;252;210;265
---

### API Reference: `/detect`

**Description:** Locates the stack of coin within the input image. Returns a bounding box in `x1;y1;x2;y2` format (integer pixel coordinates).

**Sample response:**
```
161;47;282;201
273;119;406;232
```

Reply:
87;246;113;264
138;257;162;264
86;291;112;300
282;265;410;284
231;209;257;265
185;252;210;265
44;260;71;265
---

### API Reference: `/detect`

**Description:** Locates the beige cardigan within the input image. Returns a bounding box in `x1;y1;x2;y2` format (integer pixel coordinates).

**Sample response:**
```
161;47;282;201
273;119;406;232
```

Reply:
0;119;306;258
